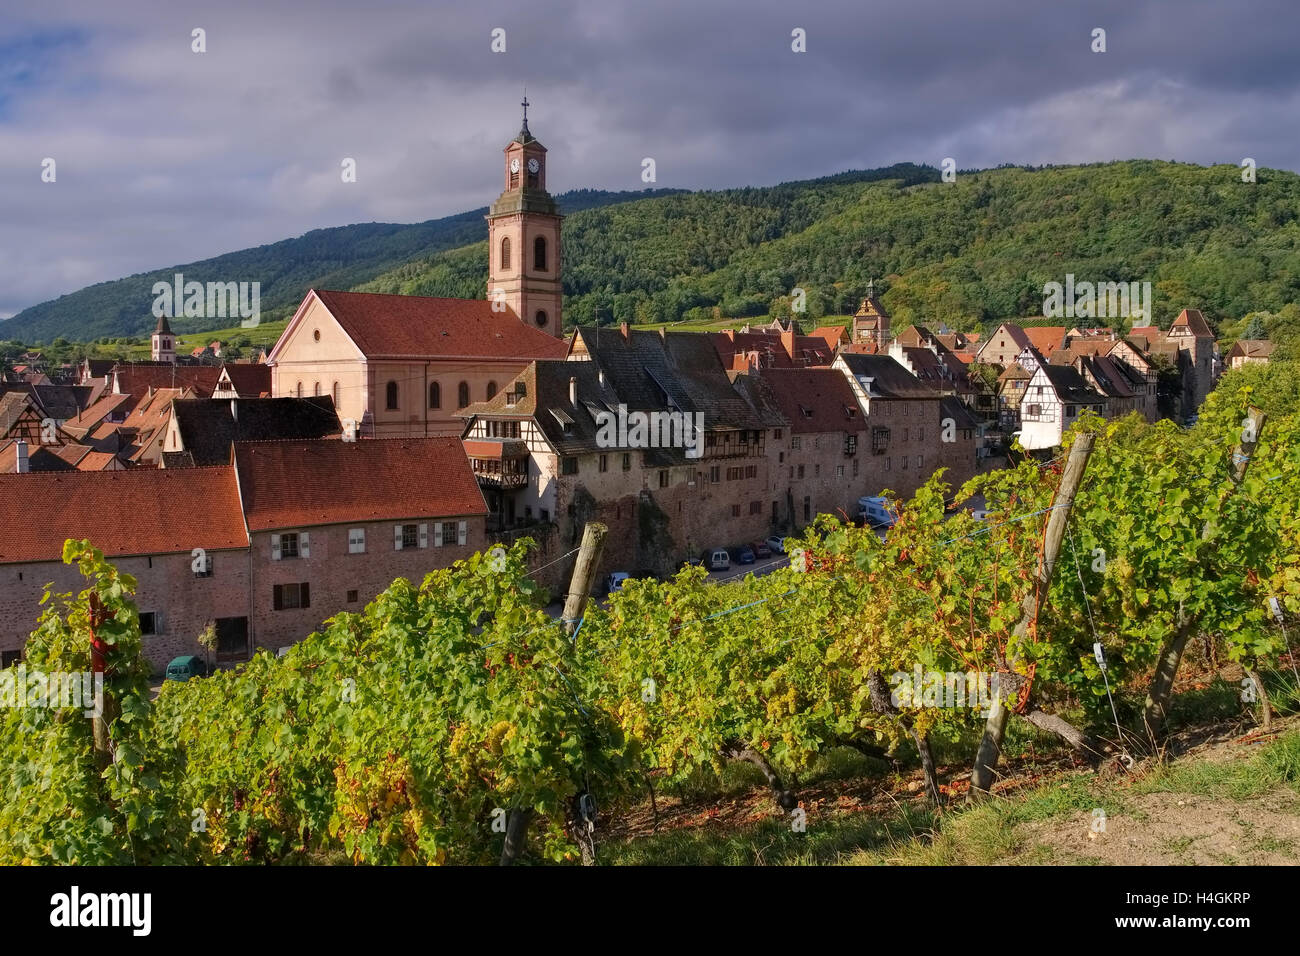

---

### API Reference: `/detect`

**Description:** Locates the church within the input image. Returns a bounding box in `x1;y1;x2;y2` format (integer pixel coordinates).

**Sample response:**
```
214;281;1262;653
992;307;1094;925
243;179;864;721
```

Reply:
266;102;569;438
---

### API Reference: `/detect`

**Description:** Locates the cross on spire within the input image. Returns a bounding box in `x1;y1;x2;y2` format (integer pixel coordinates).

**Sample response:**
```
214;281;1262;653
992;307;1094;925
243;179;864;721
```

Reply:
520;89;530;135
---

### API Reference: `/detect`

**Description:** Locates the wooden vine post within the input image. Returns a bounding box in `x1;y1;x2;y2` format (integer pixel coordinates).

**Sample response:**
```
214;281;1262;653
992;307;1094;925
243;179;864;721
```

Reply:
970;432;1096;796
500;521;607;866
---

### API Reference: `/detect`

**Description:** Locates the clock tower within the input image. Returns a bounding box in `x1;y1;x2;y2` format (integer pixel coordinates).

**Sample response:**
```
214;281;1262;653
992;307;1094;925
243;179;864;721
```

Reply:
487;96;564;337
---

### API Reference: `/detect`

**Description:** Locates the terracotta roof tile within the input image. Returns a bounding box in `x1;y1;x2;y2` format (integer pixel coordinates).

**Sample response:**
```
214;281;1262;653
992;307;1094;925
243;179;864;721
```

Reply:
310;289;569;361
0;466;247;563
234;437;487;532
756;368;862;434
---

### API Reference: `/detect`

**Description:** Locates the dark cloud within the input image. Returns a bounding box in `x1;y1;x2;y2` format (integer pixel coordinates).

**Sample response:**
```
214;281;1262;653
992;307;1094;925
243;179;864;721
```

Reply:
1;0;1298;318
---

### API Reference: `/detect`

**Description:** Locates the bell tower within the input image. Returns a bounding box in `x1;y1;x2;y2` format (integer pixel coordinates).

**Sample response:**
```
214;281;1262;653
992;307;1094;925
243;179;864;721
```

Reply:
487;95;564;337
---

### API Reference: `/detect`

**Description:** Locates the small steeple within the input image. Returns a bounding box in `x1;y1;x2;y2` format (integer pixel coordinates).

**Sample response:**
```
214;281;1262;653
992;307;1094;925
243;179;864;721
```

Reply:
155;313;174;336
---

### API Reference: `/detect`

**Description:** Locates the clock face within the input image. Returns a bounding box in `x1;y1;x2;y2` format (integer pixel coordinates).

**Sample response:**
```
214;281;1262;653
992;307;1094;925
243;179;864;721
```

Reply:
527;158;540;174
510;157;520;173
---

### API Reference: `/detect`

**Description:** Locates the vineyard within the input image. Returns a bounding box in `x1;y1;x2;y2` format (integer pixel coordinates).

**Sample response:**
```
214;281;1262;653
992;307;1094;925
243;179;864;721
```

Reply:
2;372;1297;865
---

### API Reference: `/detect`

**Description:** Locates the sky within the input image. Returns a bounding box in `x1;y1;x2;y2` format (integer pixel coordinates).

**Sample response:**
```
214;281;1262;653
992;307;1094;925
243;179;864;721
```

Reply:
2;0;1298;319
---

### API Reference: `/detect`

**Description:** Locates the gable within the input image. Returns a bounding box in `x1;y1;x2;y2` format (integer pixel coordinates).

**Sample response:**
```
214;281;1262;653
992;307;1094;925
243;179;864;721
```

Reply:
267;292;366;366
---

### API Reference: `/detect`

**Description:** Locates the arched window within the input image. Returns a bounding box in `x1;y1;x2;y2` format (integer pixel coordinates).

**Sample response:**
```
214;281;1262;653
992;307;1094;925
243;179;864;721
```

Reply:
313;382;321;397
500;236;511;271
486;381;498;400
535;309;549;328
295;381;303;398
332;382;340;406
534;236;547;271
428;382;441;409
457;382;470;409
386;381;398;410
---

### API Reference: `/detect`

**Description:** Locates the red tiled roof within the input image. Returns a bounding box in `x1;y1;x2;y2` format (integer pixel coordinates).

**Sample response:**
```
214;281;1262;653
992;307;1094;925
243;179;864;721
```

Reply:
309;289;569;361
757;368;863;434
234;437;487;531
0;466;247;563
113;364;221;400
1024;326;1066;357
1171;308;1214;338
810;326;849;349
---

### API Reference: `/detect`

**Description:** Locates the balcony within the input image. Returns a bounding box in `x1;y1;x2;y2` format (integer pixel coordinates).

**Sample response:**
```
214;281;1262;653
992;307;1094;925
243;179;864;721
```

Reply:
465;437;529;489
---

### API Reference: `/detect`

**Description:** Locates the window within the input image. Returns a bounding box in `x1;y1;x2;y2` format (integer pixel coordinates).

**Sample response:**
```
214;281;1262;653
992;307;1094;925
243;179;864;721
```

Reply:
745;465;757;479
562;457;578;475
749;501;761;515
386;381;398;410
273;583;310;611
429;382;441;408
803;496;811;522
432;521;468;547
1;650;21;667
500;236;511;271
347;590;359;604
314;382;321;397
599;454;608;473
918;428;924;441
659;470;669;488
348;528;365;554
457;382;470;409
902;455;909;469
534;236;547;271
731;504;741;517
814;464;820;477
139;612;158;636
917;455;924;469
1027;404;1042;416
886;457;892;471
836;465;845;478
844;435;857;455
535;309;548;328
487;381;498;400
622;453;631;471
277;533;300;560
296;382;303;398
1066;405;1076;418
727;466;742;481
333;382;340;406
903;427;909;441
779;452;784;463
313;329;321;342
790;437;802;450
709;465;721;483
853;458;859;477
402;524;419;549
797;465;805;479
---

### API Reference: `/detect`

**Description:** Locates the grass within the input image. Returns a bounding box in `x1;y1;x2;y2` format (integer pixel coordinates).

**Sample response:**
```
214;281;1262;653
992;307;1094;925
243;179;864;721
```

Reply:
600;729;1300;865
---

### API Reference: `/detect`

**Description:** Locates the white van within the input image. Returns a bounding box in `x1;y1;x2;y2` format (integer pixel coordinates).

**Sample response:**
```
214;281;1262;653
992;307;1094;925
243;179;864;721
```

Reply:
857;496;898;528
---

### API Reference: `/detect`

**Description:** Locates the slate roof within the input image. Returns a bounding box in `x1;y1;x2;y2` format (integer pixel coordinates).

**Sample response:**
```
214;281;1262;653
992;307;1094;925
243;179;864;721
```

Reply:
836;353;942;400
1040;365;1107;405
171;396;341;466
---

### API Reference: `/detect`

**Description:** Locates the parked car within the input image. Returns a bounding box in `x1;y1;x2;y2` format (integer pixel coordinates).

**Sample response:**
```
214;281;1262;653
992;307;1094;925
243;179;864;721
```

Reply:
606;571;631;593
164;655;208;682
858;495;899;528
751;540;772;559
732;546;756;565
765;535;787;555
680;556;706;571
705;549;731;571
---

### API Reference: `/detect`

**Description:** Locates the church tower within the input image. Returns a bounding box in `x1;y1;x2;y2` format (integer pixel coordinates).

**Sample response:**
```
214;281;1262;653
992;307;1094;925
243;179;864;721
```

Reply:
152;313;176;363
487;96;564;337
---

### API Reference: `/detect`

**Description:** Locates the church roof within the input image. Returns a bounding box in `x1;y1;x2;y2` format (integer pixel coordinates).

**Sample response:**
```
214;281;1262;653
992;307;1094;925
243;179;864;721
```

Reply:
308;289;568;362
155;313;174;336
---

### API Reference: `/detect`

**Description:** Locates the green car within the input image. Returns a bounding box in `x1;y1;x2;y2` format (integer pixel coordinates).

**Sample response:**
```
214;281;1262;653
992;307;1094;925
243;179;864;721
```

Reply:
164;655;208;682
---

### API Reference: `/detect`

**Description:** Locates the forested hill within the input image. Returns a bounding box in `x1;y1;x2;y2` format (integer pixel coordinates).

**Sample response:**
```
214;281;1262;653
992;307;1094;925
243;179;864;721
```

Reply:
0;187;685;343
9;160;1300;344
360;160;1300;337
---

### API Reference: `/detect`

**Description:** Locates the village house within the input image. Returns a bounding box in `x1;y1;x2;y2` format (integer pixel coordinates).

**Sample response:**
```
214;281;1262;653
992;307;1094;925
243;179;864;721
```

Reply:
831;352;977;498
1017;364;1107;451
0;438;487;670
1226;339;1276;369
162;396;341;467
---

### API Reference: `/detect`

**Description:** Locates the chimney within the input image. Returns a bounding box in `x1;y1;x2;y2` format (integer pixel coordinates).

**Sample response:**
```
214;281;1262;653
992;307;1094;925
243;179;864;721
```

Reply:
620;322;630;340
569;376;577;406
14;440;29;474
230;399;238;421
